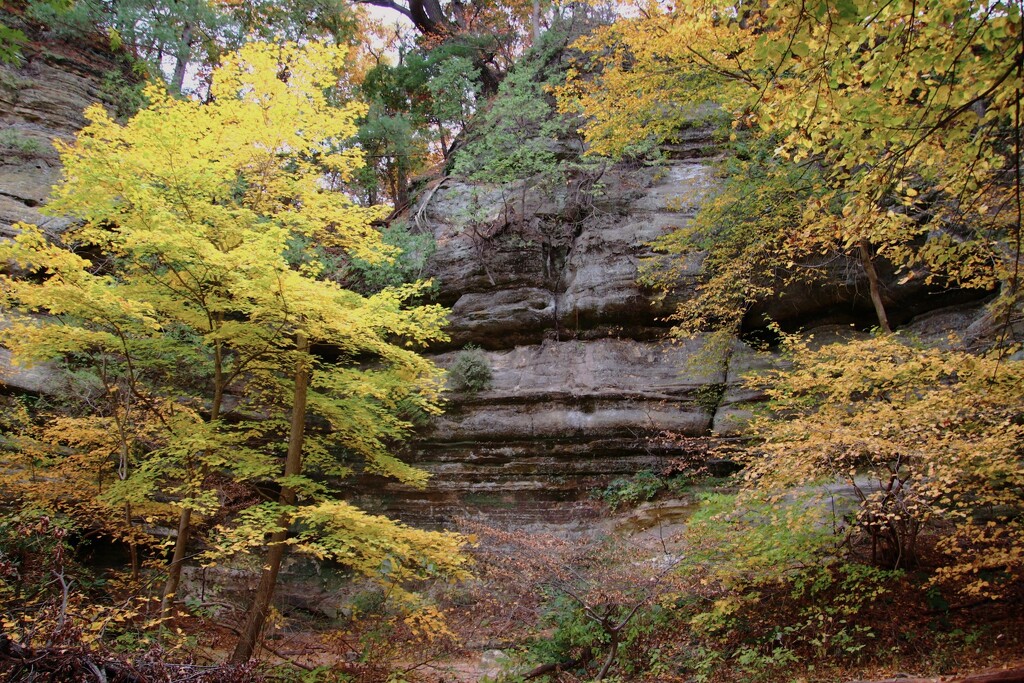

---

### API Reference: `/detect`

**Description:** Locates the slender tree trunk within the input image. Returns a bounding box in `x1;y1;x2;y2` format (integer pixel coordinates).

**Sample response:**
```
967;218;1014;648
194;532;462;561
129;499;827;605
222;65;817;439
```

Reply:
395;161;410;210
125;502;139;582
230;332;310;663
595;631;619;681
159;507;192;619
532;0;541;45
436;121;449;159
113;417;139;582
171;24;192;94
161;342;225;620
858;239;892;333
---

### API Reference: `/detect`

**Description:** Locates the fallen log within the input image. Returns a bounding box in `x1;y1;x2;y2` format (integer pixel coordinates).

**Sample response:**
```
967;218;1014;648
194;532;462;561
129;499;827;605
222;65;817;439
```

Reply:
523;659;582;680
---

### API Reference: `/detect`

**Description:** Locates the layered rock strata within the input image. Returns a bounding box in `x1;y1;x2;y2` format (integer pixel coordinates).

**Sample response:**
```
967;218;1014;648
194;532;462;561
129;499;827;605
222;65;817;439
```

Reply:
1;12;130;240
1;14;137;394
355;134;741;523
363;126;989;524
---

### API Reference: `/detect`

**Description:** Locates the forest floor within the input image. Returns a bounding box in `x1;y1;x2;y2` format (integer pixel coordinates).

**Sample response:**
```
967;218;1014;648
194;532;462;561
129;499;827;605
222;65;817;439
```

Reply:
189;495;1024;683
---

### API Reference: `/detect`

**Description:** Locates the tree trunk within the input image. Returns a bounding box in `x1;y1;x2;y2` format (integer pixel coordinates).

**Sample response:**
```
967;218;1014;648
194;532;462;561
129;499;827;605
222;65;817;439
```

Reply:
125;502;139;582
114;423;140;583
436;121;449;159
395;161;410;210
858;239;892;333
595;631;619;681
532;0;541;45
230;332;310;663
171;24;192;94
161;342;225;621
159;507;192;620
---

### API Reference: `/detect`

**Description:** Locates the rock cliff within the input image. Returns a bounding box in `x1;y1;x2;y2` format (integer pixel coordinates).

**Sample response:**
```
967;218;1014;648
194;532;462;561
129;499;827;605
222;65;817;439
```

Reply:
359;127;990;525
1;8;132;240
1;9;138;394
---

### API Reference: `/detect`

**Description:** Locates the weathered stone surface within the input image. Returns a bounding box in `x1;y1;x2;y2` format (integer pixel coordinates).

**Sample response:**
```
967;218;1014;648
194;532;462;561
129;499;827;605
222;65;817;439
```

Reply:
0;18;133;394
903;301;995;345
748;252;990;331
713;341;775;436
0;15;128;238
367;336;734;524
383;133;744;521
447;287;556;347
0;315;67;394
0;347;60;394
420;149;718;350
179;556;357;621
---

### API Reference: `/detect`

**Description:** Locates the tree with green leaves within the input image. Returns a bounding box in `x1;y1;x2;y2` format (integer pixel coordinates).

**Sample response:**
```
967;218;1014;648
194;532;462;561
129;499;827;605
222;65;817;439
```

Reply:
451;26;596;235
355;42;482;206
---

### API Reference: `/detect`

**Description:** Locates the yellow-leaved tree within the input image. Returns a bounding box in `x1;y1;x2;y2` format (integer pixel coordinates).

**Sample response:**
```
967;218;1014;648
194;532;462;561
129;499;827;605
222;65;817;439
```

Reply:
556;0;1024;635
746;334;1024;582
560;0;1021;333
0;40;469;660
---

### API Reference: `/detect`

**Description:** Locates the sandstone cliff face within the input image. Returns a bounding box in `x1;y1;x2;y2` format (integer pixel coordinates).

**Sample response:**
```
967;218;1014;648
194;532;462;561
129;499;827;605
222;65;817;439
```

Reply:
0;12;133;393
353;131;760;523
364;127;989;524
0;14;129;239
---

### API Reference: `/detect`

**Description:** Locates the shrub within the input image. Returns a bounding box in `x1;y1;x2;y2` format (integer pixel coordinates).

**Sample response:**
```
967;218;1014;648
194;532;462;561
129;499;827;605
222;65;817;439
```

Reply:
745;335;1024;580
597;470;664;510
0;23;26;65
0;129;43;156
675;493;901;681
527;591;672;678
448;345;492;393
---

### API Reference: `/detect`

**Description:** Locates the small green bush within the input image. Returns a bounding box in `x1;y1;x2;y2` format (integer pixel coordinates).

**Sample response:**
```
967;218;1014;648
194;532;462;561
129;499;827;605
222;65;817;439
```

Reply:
448;345;492;393
0;22;27;65
694;382;726;414
100;69;148;120
598;470;664;510
0;129;43;156
527;590;672;679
